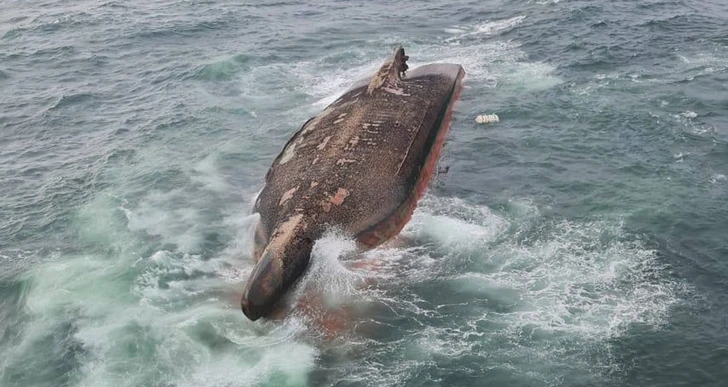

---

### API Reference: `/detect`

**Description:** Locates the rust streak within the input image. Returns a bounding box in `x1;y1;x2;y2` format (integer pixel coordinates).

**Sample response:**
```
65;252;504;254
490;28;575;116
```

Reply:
331;188;350;206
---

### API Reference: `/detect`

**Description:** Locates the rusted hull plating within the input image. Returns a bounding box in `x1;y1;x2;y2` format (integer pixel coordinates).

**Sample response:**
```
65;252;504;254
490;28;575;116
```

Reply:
355;71;464;248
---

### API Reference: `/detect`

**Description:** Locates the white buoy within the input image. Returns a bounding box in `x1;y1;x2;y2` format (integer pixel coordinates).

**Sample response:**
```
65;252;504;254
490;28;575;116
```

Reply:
475;114;500;124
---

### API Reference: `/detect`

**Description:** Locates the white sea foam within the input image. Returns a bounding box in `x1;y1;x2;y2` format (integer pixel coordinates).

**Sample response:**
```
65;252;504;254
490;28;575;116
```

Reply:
190;152;230;193
672;110;715;136
484;219;682;337
291;59;383;109
404;196;509;250
321;196;688;385
412;41;561;91
4;187;320;387
443;27;468;35
125;191;204;254
679;110;698;119
673;152;689;162
677;53;728;74
445;16;526;40
274;26;560;115
290;231;365;313
710;174;727;184
9;187;689;387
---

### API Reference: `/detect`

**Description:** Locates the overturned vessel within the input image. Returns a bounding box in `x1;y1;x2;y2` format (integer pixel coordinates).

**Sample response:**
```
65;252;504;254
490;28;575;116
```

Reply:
241;47;465;321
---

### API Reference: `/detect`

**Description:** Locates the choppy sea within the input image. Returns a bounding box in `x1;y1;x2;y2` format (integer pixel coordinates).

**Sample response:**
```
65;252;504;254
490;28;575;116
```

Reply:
1;0;727;386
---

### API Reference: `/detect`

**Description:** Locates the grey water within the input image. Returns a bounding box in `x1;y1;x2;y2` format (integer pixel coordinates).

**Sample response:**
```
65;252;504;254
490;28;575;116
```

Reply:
1;0;727;386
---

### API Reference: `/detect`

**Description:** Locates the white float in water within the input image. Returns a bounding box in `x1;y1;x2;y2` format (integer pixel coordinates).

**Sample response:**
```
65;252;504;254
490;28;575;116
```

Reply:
475;114;500;124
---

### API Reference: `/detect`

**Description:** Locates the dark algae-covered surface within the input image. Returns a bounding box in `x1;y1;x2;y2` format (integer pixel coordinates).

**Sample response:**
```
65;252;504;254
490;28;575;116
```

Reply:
242;48;464;321
1;0;727;386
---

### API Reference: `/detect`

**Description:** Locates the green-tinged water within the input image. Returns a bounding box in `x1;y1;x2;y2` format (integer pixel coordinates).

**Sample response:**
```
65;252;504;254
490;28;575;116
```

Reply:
1;0;727;386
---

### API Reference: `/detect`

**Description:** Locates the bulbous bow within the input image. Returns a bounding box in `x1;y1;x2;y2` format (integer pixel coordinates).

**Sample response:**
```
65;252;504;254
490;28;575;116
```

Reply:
241;215;314;321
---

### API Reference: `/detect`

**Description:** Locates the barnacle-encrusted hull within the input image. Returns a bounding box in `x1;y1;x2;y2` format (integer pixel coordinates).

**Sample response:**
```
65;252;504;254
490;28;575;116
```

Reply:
241;47;465;321
255;50;464;250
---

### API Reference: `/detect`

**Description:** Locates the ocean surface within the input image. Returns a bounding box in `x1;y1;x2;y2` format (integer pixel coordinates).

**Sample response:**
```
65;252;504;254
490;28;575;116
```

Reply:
1;0;727;386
